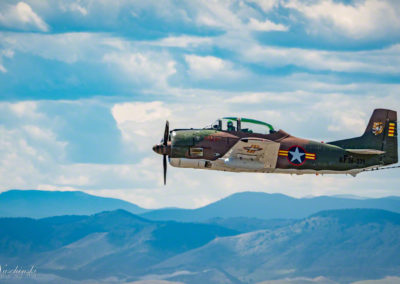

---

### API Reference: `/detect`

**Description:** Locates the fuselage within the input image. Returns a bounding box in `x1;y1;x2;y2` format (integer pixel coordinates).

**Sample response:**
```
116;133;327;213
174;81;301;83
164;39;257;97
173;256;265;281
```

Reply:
166;128;383;176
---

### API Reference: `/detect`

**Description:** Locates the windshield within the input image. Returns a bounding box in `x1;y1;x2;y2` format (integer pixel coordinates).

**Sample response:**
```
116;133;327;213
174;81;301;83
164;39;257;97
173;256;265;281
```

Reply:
204;119;222;130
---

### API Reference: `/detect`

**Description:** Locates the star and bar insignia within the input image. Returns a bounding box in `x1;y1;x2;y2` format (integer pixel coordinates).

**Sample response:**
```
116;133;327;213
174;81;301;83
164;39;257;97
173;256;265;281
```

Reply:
279;145;316;166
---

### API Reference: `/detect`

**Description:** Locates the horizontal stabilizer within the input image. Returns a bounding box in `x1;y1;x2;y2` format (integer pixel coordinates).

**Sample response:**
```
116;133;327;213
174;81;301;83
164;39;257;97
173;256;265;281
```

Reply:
346;149;385;155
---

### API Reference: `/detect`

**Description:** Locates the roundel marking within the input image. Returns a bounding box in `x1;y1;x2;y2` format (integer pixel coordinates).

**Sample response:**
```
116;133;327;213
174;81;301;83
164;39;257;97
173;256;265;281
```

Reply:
287;145;306;166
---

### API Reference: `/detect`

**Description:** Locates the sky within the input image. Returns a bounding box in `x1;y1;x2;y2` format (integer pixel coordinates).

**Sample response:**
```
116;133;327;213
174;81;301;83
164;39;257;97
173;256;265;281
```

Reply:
0;0;399;209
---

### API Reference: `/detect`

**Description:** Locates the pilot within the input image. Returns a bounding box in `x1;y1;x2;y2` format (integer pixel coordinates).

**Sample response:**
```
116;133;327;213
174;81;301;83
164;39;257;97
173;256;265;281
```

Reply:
227;121;236;132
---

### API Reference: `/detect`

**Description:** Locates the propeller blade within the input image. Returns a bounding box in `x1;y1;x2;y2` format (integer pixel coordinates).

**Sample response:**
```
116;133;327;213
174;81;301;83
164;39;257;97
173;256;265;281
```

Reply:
162;120;169;185
163;154;167;185
163;120;169;146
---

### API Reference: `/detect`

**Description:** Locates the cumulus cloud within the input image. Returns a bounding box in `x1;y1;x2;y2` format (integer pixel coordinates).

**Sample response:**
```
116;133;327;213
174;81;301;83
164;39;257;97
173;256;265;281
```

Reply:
4;30;399;79
59;2;88;16
248;18;288;31
0;101;166;194
311;93;400;136
249;0;279;12
0;102;67;189
185;54;244;80
103;52;176;89
190;0;287;34
0;32;105;64
226;91;307;104
0;49;14;73
241;43;400;74
151;35;213;48
112;101;171;151
0;32;178;90
285;0;400;39
194;0;244;30
0;2;49;32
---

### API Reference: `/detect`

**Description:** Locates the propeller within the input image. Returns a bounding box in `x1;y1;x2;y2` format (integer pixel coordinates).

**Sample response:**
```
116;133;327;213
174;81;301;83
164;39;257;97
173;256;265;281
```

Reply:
163;121;169;185
152;120;170;185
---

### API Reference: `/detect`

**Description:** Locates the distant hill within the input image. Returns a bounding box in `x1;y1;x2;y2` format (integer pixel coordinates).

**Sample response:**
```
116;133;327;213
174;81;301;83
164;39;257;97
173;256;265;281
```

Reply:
1;209;400;283
0;209;237;283
4;190;400;223
0;190;148;218
141;192;400;221
154;209;400;283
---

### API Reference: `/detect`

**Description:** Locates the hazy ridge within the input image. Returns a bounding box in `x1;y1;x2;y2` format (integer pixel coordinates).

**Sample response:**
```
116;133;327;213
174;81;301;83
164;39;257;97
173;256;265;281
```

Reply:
2;190;400;283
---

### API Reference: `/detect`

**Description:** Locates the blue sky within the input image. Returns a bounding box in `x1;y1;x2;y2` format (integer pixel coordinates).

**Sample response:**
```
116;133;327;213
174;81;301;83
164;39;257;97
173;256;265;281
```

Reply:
0;0;399;208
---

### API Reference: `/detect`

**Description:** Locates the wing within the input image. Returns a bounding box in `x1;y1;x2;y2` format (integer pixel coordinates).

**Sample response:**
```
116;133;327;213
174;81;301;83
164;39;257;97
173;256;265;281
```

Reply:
222;138;280;169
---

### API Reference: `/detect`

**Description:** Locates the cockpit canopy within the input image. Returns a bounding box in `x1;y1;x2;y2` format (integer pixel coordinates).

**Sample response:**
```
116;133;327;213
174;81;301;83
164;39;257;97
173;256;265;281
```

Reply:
205;117;276;134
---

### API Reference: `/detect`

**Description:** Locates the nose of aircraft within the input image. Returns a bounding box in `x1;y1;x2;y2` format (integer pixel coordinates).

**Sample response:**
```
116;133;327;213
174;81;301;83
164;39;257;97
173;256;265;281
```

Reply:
152;144;161;155
152;143;171;155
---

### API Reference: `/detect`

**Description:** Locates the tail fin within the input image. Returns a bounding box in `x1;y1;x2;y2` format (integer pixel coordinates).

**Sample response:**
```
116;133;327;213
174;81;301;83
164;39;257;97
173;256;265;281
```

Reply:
329;109;398;165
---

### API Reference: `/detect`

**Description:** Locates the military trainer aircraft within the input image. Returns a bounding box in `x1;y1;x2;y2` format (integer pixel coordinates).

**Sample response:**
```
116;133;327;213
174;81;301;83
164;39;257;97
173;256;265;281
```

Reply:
153;109;397;184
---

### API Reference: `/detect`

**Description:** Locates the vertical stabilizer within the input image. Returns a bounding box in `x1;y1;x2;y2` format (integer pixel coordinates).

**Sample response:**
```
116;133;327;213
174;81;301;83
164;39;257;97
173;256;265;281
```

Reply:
329;109;397;165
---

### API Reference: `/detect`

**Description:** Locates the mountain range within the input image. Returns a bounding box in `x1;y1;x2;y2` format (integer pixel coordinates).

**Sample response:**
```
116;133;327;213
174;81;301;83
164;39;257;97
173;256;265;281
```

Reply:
153;209;400;283
1;209;400;283
2;190;400;221
0;209;237;283
142;191;400;221
0;190;147;218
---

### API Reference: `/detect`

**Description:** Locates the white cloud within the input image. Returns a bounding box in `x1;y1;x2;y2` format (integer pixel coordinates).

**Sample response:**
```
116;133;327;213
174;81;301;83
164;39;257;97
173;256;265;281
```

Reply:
248;18;288;31
0;2;49;32
242;43;400;73
249;0;279;12
9;101;42;118
112;101;170;124
0;48;14;73
185;54;243;80
152;35;212;48
0;32;178;90
226;91;308;104
2;27;398;92
227;93;268;104
103;52;176;89
0;32;104;64
112;101;171;151
285;0;400;39
185;55;224;77
55;159;158;189
0;102;67;189
190;0;289;37
311;93;400;136
60;2;88;16
194;0;244;30
0;101;164;194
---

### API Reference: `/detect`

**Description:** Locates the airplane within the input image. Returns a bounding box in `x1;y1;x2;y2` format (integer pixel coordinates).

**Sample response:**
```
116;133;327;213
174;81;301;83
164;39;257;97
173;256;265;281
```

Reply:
152;109;398;184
